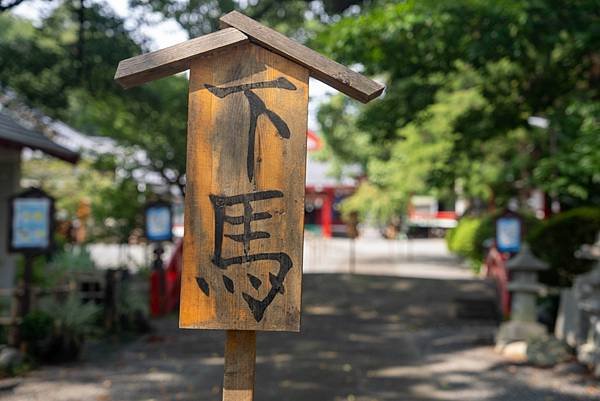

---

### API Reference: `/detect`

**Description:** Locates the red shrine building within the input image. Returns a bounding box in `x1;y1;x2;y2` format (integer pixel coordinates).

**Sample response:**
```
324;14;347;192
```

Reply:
304;130;358;238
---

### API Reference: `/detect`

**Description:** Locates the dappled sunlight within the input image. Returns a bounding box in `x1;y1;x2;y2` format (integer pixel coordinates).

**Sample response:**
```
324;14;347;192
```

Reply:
279;379;323;390
347;333;385;344
126;371;182;383
368;365;417;378
10;382;108;401
256;353;293;364
304;305;340;316
197;356;224;366
5;273;599;401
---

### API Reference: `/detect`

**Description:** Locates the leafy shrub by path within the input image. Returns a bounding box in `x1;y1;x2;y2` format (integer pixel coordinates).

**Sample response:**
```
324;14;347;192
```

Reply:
447;217;482;269
529;207;600;287
16;247;96;288
447;207;600;286
20;310;54;359
447;211;541;271
20;297;101;363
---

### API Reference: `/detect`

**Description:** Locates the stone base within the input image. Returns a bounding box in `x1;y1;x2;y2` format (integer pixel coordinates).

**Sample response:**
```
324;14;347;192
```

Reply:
495;340;528;360
526;336;572;367
496;320;547;348
578;343;600;378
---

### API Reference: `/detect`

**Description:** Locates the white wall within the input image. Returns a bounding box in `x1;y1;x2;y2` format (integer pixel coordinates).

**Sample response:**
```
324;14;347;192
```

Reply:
87;243;176;271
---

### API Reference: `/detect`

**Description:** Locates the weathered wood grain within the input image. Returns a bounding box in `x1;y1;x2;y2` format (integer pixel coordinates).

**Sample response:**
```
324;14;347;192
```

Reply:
219;11;384;103
179;42;308;331
222;330;256;401
114;28;248;89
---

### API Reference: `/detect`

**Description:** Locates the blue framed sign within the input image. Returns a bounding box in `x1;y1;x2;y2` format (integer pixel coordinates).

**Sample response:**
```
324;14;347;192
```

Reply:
145;201;173;242
8;188;54;253
496;215;521;253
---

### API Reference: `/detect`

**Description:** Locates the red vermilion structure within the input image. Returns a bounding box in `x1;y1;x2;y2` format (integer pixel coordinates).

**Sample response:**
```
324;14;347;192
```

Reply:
486;245;511;317
150;240;183;317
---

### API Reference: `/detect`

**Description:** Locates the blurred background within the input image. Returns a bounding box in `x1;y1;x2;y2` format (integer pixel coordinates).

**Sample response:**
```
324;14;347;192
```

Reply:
0;0;598;400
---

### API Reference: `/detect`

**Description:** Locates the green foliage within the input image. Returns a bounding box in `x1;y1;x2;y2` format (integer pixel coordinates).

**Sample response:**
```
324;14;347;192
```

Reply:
19;294;103;364
0;5;187;197
447;207;600;286
315;0;600;217
447;211;542;270
340;181;404;223
446;217;483;268
128;0;389;38
533;101;600;204
16;244;97;289
88;177;146;242
44;247;96;287
22;157;146;242
22;296;102;362
114;278;151;334
43;296;101;337
67;77;189;195
529;207;600;287
20;310;54;347
0;3;139;114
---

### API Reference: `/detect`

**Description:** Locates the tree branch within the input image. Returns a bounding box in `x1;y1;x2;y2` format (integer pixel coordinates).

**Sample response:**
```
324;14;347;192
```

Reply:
0;0;26;12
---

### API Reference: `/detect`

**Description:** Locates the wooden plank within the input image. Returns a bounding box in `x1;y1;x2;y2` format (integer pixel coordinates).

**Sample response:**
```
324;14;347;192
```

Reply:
114;28;249;89
222;330;256;401
219;11;384;103
179;42;308;331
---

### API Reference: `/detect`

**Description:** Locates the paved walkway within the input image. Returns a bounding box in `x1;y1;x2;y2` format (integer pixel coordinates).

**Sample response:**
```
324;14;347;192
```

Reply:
303;237;472;279
3;239;599;401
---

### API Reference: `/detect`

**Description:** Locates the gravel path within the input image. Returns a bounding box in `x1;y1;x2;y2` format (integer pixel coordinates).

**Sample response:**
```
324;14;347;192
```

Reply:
3;273;599;401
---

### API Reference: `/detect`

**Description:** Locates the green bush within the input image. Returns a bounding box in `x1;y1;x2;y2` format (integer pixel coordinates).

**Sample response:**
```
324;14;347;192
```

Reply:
21;296;101;363
44;247;96;287
20;310;54;359
20;310;54;343
529;207;600;287
446;210;542;270
447;217;483;268
16;247;96;289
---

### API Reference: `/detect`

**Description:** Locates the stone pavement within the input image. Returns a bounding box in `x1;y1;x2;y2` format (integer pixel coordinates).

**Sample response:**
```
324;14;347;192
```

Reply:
303;237;473;279
2;239;599;401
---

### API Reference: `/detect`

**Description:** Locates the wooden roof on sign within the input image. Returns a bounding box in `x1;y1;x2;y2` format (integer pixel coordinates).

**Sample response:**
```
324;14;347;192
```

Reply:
114;12;384;103
219;11;383;103
115;28;248;89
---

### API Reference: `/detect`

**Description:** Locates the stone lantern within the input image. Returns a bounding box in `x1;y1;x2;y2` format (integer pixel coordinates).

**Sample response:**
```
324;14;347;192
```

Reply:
507;244;549;322
497;244;549;347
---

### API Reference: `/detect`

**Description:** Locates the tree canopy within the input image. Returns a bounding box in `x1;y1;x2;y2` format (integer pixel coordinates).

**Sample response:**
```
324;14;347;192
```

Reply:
315;0;599;220
1;0;598;234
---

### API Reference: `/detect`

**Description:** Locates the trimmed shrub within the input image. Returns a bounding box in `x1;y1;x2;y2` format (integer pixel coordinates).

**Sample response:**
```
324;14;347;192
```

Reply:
446;210;542;269
529;207;600;287
447;217;483;268
20;310;54;360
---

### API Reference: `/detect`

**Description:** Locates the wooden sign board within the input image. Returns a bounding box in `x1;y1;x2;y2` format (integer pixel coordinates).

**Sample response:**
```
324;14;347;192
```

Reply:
115;12;383;400
180;42;308;331
8;187;54;254
114;11;384;334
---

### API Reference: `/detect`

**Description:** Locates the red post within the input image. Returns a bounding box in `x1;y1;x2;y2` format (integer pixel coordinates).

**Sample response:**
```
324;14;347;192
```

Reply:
321;191;332;238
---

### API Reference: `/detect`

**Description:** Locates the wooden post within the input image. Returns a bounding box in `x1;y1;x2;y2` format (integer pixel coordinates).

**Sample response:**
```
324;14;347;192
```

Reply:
20;254;33;317
223;330;256;401
350;238;356;274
